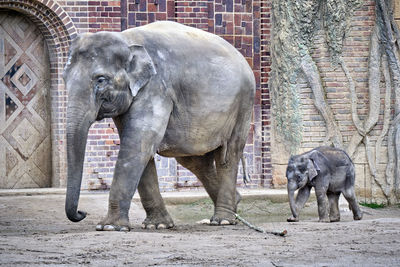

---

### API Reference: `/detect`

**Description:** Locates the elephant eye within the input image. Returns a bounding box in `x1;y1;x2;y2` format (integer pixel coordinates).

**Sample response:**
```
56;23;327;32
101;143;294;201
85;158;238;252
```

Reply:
94;76;109;93
97;76;107;84
298;165;307;173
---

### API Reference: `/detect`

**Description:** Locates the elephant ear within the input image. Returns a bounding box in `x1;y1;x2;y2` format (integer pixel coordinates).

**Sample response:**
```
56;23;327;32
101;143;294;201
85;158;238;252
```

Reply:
307;159;318;181
307;150;323;181
127;45;157;97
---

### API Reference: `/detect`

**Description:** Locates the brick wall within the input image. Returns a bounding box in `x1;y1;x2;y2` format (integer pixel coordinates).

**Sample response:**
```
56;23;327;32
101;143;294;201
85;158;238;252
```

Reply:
2;0;270;190
260;0;271;187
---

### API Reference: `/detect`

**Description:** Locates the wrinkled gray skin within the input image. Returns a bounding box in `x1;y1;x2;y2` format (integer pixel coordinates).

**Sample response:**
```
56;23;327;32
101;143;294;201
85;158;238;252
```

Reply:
286;146;363;223
64;21;255;231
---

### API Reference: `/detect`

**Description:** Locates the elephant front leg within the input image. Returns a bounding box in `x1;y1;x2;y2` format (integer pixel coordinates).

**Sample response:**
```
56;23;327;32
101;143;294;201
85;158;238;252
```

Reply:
96;151;150;231
315;189;330;222
139;158;174;229
328;192;341;222
96;100;171;231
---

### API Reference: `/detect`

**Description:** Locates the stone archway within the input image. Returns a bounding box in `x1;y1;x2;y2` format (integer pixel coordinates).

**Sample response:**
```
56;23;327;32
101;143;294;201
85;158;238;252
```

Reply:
0;11;52;188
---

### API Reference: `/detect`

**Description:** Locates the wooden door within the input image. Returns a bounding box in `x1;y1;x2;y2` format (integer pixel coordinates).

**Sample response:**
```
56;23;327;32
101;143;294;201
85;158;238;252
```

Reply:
0;11;52;188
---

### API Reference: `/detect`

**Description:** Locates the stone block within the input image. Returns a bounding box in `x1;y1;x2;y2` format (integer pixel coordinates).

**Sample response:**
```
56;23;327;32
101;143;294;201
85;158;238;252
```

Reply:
270;128;290;164
272;164;287;188
353;145;367;164
354;163;376;201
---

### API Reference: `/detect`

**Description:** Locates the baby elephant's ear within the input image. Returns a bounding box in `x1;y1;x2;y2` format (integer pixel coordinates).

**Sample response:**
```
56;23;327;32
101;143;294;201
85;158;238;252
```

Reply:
307;159;318;180
127;45;157;97
307;150;322;181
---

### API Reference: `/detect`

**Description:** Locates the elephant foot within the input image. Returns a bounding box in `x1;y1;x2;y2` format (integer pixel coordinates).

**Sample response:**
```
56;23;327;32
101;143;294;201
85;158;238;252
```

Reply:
210;211;237;226
96;218;130;232
353;211;363;221
141;213;174;230
210;219;236;225
330;217;341;223
287;216;299;222
196;218;211;225
318;217;330;223
196;218;235;225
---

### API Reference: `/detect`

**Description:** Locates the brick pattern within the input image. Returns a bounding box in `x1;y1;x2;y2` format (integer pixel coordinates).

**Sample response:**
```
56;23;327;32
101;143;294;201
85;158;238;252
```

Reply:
126;0;169;27
59;0;121;33
260;0;271;186
175;0;208;30
87;0;121;31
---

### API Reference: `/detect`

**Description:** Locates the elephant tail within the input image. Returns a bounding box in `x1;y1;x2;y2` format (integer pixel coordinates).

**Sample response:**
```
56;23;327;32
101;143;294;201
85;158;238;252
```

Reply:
345;160;356;188
241;155;251;185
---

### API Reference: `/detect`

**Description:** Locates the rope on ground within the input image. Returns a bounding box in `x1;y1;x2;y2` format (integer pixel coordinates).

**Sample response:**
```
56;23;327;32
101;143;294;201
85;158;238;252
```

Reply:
235;213;287;237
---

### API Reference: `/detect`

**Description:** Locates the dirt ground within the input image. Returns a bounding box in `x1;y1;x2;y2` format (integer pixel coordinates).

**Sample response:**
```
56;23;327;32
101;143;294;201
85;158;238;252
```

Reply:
0;192;400;266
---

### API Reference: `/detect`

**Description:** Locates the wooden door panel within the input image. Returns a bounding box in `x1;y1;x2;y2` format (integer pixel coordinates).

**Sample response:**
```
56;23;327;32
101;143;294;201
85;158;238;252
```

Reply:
0;11;51;188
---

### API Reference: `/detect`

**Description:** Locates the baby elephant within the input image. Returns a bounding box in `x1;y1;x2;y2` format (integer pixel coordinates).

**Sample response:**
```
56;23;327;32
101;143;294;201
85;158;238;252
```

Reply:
286;146;363;222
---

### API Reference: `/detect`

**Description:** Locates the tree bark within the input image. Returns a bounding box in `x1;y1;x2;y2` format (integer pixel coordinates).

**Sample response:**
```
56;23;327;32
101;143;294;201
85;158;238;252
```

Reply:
300;51;343;149
346;25;382;158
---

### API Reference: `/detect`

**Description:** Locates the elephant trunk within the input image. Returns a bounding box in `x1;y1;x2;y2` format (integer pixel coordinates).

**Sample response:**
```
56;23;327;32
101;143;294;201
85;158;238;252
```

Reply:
65;104;95;222
287;181;298;218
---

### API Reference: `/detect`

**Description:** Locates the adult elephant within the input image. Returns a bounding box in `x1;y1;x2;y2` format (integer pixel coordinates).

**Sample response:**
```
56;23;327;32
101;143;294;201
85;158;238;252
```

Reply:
64;21;255;231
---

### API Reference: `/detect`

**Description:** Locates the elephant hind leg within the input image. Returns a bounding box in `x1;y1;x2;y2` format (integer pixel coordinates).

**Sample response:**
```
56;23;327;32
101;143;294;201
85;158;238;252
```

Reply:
328;192;341;222
177;149;243;226
211;128;249;225
176;152;220;205
342;187;363;220
209;108;252;225
138;158;174;229
343;165;362;220
212;145;242;225
176;153;242;208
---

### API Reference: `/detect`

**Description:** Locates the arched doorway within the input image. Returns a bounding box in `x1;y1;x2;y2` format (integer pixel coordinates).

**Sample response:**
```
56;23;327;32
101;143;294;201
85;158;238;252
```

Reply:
0;11;52;188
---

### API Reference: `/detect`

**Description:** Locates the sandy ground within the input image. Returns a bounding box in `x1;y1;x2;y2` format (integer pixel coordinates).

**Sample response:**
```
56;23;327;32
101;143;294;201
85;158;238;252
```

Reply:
0;192;400;266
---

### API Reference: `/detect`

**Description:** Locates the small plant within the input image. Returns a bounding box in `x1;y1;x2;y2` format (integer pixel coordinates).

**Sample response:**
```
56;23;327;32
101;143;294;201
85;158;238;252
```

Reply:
359;202;385;209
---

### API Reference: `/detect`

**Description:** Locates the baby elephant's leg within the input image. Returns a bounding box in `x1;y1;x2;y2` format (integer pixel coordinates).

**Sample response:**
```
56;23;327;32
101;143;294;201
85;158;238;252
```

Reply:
316;189;330;222
328;192;341;222
342;188;363;220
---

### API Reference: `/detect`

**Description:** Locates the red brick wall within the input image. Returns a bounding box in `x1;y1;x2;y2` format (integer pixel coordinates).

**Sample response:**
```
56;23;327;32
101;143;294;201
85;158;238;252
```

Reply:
260;0;271;186
59;0;121;32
